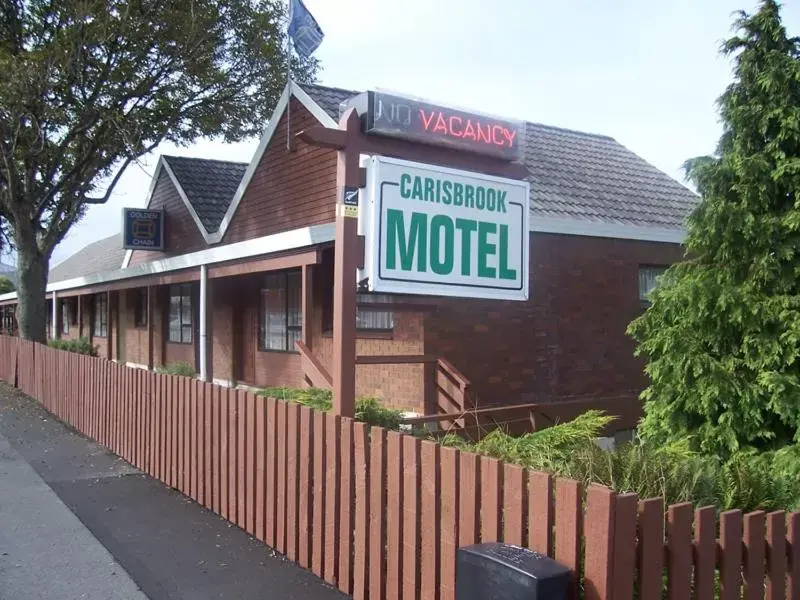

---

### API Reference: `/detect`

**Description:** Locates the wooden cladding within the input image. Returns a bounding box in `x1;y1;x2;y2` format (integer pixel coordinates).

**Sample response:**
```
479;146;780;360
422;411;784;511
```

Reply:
2;334;800;600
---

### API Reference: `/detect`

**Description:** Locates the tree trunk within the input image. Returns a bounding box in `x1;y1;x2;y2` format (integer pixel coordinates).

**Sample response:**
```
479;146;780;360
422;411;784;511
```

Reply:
16;248;49;343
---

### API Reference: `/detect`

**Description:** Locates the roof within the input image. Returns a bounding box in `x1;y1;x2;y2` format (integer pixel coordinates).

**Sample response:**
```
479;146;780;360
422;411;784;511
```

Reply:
298;83;698;231
49;234;127;284
162;156;248;234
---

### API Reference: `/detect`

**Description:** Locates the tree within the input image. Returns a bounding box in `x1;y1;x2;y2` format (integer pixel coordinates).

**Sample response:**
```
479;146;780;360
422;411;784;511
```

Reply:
628;0;800;458
0;276;14;294
0;0;316;342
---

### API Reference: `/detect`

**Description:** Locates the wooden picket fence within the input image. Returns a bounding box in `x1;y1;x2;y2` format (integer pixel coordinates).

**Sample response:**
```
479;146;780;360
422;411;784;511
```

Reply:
0;334;799;600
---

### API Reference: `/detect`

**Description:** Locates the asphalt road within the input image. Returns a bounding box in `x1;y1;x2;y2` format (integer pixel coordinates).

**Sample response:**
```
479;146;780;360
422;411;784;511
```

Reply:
0;383;347;600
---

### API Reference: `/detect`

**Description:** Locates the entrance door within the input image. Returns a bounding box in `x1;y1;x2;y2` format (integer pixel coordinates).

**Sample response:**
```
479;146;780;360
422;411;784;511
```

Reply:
234;281;257;385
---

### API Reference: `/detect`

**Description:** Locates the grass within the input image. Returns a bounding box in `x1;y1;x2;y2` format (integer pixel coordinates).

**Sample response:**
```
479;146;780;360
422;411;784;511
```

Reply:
48;337;98;357
155;361;196;377
259;386;404;430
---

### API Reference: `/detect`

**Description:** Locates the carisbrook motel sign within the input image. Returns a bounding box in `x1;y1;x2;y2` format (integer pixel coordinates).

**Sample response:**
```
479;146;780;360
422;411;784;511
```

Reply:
362;155;530;301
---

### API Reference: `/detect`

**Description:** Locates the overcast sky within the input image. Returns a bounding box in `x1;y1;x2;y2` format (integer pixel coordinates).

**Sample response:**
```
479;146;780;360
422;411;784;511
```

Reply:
40;0;800;266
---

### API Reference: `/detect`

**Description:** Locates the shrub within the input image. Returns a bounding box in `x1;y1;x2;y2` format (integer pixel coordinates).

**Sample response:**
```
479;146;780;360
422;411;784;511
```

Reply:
156;361;196;378
439;411;800;512
259;387;404;430
48;337;98;357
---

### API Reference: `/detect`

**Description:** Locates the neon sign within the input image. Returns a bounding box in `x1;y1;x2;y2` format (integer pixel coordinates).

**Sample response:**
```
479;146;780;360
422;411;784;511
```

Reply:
361;91;523;161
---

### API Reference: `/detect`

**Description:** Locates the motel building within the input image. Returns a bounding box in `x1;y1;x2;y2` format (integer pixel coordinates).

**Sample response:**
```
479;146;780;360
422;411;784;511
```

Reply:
0;82;696;426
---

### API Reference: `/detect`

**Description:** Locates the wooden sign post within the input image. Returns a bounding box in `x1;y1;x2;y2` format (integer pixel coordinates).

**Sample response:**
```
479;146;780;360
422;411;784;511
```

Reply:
298;108;363;417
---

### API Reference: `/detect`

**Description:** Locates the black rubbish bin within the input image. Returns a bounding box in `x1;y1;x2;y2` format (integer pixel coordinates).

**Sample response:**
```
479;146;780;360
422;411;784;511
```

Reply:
456;542;570;600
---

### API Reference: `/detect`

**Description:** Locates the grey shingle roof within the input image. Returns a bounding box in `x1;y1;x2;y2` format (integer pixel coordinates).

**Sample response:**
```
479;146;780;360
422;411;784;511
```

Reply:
298;83;698;231
49;234;126;283
163;156;248;234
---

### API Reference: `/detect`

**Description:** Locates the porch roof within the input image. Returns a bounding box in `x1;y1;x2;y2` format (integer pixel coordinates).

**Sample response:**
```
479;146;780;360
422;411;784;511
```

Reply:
0;223;334;305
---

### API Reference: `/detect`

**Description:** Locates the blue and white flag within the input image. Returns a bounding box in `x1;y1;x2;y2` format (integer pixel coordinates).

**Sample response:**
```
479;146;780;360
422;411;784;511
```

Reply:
288;0;324;59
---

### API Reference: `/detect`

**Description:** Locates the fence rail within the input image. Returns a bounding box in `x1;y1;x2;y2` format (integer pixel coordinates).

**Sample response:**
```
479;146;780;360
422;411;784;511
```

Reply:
0;334;798;600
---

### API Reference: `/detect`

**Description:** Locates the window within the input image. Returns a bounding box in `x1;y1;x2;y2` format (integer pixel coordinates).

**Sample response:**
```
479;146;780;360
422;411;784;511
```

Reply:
260;270;302;352
356;293;395;331
639;266;667;307
134;288;148;328
168;284;193;344
93;293;108;337
61;299;72;335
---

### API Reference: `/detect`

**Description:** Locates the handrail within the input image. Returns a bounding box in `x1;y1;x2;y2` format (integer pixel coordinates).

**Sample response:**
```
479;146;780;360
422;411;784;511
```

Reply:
436;357;470;392
295;341;332;389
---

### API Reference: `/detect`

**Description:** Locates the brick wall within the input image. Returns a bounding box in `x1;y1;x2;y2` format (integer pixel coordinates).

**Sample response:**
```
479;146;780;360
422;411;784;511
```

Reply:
129;169;207;266
424;232;684;406
222;99;336;244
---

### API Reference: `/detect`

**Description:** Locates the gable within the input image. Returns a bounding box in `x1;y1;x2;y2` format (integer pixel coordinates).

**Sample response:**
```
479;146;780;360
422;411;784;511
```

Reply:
222;97;337;244
128;168;208;267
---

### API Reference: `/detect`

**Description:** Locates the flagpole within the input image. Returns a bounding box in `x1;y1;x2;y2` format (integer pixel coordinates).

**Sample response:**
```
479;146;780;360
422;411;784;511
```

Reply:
286;0;292;150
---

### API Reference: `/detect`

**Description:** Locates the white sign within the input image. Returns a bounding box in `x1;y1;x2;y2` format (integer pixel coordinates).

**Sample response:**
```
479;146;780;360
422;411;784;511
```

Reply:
362;156;530;301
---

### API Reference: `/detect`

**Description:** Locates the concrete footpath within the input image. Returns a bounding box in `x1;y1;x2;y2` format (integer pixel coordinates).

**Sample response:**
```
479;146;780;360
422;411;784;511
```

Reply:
0;383;347;600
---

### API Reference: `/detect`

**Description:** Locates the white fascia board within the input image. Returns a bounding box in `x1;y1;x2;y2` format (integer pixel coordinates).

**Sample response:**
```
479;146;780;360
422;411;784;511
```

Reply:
0;222;335;303
531;216;686;244
121;158;167;269
210;81;339;244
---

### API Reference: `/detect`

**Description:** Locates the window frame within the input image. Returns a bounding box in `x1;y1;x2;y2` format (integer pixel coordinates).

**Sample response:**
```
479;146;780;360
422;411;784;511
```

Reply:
355;293;395;332
93;293;108;338
133;288;148;329
168;284;193;345
259;270;302;353
638;265;668;308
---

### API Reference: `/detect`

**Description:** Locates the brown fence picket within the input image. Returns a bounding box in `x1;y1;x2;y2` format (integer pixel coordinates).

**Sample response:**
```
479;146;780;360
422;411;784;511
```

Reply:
244;391;256;537
420;440;441;600
324;413;341;586
236;390;247;532
385;431;404;599
211;385;221;514
220;387;230;521
266;396;278;549
227;388;238;524
555;478;582;600
352;422;369;600
502;464;525;546
766;511;786;600
694;506;716;600
637;497;664;600
527;471;553;555
311;409;326;577
298;405;313;569
369;427;388;600
611;493;637;600
744;511;766;600
276;399;287;554
338;418;355;595
789;512;800;600
480;457;502;543
255;395;266;543
439;446;459;600
458;452;480;549
720;510;743;600
402;434;421;600
203;382;213;510
584;485;615;600
286;401;300;561
666;502;693;600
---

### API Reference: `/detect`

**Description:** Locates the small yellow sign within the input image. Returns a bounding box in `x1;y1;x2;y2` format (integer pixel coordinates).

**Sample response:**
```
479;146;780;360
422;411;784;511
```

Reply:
338;204;358;219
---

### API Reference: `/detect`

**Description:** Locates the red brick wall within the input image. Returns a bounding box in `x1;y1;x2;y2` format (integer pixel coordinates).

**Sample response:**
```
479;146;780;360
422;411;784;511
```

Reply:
129;169;207;266
424;232;684;406
165;342;195;368
222;99;336;244
121;289;148;366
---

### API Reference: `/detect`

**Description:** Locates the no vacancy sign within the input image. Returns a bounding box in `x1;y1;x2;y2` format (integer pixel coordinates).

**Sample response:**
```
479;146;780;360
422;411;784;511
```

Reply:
362;156;530;301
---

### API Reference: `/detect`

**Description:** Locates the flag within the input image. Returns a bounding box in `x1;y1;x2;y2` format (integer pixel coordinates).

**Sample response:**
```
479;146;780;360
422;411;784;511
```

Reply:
288;0;324;59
